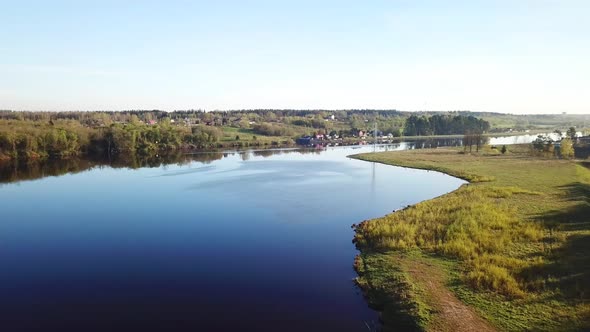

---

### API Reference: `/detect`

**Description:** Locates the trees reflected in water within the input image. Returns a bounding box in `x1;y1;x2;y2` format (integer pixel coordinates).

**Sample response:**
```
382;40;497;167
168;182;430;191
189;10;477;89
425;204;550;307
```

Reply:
0;148;321;184
0;151;224;185
0;138;478;185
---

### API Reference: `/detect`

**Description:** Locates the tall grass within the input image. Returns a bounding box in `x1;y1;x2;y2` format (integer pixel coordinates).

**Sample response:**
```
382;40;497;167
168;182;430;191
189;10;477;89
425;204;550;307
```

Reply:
354;185;544;297
352;147;590;330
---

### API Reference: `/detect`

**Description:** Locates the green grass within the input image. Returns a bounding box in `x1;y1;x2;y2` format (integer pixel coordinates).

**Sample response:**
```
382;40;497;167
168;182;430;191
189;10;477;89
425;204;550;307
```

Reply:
351;145;590;331
354;251;430;331
218;126;296;146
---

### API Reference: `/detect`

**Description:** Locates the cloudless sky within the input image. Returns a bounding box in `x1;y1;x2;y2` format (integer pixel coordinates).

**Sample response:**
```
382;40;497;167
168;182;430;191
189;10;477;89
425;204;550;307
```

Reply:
1;0;589;113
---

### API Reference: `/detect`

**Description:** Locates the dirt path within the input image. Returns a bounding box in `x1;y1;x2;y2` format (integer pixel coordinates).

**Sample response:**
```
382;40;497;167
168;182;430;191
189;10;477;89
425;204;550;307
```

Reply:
402;258;497;332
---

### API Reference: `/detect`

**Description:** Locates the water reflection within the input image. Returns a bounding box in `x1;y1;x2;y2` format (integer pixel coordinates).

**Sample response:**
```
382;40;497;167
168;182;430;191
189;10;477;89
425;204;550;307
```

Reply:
0;149;326;185
2;133;551;185
0;152;224;185
0;141;444;185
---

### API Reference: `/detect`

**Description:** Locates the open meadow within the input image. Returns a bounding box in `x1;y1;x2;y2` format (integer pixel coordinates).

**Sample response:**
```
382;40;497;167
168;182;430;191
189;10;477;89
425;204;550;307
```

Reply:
352;145;590;331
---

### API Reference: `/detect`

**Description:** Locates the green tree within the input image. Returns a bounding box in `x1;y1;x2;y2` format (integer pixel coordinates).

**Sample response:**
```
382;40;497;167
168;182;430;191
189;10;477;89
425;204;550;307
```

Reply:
532;135;555;157
501;145;507;154
566;127;577;140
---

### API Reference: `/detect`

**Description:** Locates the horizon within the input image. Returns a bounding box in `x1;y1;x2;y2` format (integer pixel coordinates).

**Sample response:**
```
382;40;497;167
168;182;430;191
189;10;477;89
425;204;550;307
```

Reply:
1;1;589;114
2;108;590;117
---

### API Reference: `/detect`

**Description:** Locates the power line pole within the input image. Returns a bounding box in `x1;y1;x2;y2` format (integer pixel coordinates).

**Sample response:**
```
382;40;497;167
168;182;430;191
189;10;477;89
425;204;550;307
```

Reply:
374;120;377;152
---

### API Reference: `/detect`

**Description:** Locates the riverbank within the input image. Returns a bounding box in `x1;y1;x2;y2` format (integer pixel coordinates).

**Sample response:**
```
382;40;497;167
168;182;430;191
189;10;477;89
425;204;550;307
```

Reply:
0;112;541;163
351;145;590;331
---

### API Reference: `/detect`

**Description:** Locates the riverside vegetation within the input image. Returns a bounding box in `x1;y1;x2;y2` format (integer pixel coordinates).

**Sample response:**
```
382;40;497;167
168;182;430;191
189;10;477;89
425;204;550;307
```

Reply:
0;110;493;162
4;109;587;162
352;145;590;331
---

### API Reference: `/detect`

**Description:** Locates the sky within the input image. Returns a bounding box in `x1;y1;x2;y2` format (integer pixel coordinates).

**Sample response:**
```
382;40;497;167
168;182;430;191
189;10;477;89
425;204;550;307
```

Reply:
0;0;589;114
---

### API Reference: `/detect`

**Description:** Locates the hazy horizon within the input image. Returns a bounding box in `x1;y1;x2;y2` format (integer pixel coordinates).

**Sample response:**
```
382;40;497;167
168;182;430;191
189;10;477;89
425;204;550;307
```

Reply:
1;1;589;114
2;108;590;117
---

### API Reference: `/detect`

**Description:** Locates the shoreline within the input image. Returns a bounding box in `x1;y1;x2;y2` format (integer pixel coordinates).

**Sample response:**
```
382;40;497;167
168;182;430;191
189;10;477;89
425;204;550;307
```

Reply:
348;146;590;331
349;152;487;332
0;131;547;163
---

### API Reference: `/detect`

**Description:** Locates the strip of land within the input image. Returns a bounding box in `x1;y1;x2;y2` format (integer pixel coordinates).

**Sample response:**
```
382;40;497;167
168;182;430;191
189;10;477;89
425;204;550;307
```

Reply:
351;145;590;331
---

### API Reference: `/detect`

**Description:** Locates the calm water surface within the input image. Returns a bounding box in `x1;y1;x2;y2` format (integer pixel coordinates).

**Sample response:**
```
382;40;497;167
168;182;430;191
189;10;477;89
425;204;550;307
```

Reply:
0;144;465;331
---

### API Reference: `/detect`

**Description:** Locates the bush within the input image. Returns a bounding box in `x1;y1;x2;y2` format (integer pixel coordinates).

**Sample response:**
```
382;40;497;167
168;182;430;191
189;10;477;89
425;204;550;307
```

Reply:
465;262;524;298
253;123;295;136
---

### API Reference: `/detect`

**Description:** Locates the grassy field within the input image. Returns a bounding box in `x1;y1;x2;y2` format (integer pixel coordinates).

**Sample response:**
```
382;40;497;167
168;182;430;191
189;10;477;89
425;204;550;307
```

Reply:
351;145;590;331
220;126;291;143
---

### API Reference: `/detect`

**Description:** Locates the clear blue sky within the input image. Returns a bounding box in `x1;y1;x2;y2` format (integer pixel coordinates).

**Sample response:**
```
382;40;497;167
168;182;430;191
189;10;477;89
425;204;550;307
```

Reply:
1;0;588;113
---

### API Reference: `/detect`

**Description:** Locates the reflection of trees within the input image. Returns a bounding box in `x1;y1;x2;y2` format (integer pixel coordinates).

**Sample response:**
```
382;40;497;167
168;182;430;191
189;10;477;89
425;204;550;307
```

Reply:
0;147;331;184
252;149;280;158
240;151;251;161
107;151;224;169
0;138;483;185
405;138;464;150
0;158;98;185
252;148;322;158
292;148;322;155
0;151;224;185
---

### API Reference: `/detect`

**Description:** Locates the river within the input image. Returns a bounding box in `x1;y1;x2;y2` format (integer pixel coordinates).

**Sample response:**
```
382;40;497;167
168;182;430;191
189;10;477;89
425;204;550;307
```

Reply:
0;143;468;331
0;132;561;331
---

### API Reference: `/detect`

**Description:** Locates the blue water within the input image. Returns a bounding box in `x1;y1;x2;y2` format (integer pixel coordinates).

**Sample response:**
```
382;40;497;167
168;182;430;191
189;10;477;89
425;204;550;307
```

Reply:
0;145;465;331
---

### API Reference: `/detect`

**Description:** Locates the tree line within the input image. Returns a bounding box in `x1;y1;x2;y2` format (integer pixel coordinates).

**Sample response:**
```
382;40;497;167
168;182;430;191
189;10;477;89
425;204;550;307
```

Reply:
404;114;490;136
0;119;227;161
530;127;578;159
1;110;493;162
